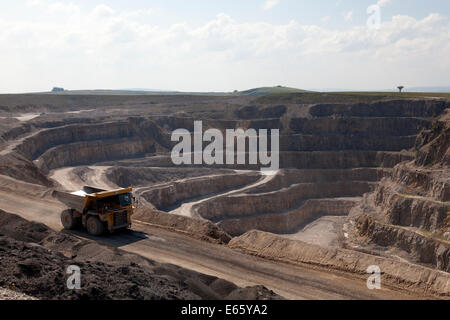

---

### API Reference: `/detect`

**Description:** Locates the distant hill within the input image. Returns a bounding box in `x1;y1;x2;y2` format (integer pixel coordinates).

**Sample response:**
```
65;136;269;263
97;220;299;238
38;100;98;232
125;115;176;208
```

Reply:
238;86;311;96
42;86;310;97
45;89;181;96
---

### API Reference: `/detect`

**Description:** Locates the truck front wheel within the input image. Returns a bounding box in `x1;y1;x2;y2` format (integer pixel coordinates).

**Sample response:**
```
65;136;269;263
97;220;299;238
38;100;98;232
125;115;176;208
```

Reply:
61;210;79;230
86;216;105;236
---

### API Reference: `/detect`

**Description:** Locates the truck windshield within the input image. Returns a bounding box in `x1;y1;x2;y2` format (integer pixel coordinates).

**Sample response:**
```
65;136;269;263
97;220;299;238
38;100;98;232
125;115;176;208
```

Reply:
119;193;132;206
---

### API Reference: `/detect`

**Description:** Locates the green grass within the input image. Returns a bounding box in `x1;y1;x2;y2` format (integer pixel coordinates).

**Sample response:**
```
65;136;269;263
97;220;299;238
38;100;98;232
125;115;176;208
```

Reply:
44;86;312;97
238;86;311;96
255;91;450;104
334;91;450;99
37;88;450;102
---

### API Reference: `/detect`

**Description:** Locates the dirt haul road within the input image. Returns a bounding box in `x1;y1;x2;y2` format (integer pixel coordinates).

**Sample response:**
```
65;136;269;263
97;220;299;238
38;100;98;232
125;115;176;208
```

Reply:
168;171;278;218
0;175;424;300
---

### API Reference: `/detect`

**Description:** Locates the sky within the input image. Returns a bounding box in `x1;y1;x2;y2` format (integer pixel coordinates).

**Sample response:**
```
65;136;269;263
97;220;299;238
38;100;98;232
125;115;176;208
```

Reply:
0;0;449;93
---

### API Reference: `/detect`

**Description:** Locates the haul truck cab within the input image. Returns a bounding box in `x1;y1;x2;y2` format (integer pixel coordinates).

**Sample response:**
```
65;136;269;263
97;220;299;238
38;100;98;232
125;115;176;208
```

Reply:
55;186;135;236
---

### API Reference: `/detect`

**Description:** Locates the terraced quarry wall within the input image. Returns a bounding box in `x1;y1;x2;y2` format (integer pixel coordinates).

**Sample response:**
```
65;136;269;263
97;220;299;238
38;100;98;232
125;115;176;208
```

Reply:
141;172;260;210
36;138;158;172
195;181;375;221
246;168;389;194
218;198;359;236
182;100;446;237
349;110;450;272
106;166;236;188
0;98;447;244
309;100;447;118
0;95;449;298
2;99;434;177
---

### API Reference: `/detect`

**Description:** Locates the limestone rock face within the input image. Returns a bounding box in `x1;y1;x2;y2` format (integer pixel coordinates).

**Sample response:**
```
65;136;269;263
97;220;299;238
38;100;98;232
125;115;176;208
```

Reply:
195;181;375;221
36;138;158;172
218;198;359;236
415;118;450;167
235;105;287;119
17;118;170;161
356;215;449;272
309;99;448;118
1;117;171;180
350;109;450;272
141;172;260;210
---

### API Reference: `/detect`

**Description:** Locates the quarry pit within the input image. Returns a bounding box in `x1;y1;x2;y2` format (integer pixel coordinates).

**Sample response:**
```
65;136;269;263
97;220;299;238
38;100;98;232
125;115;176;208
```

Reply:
0;93;449;300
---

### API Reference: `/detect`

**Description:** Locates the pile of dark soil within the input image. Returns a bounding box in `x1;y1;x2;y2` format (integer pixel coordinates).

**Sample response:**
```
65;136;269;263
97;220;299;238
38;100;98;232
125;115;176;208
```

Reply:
0;210;281;300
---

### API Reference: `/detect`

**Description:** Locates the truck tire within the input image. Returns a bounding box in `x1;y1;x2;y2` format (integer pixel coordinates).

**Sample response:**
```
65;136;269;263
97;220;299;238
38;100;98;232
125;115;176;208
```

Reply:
86;216;105;236
61;210;78;230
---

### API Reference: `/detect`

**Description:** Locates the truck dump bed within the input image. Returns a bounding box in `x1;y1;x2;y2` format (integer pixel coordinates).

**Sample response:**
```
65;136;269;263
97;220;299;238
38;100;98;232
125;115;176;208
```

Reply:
54;186;133;213
53;191;87;213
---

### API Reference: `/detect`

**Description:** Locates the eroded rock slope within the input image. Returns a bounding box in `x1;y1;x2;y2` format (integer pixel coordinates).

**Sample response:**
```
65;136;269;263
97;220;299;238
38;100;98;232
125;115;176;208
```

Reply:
349;110;450;272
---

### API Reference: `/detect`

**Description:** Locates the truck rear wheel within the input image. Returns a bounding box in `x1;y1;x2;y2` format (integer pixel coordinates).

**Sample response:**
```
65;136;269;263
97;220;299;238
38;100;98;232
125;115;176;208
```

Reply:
86;216;105;236
61;210;79;230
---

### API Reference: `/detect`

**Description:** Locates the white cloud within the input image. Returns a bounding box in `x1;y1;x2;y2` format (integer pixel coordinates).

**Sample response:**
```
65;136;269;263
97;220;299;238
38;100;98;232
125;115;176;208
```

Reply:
26;0;43;7
0;1;449;92
344;11;353;22
377;0;391;8
46;2;79;15
263;0;280;11
91;4;115;17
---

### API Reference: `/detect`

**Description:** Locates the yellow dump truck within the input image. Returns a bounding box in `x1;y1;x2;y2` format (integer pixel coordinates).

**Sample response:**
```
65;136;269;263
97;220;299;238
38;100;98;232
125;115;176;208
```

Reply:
55;186;134;236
